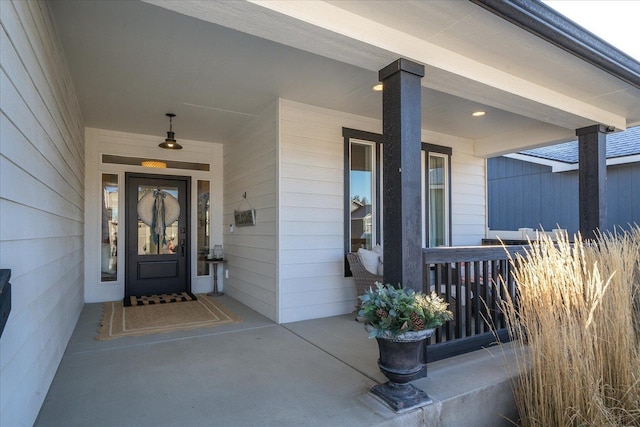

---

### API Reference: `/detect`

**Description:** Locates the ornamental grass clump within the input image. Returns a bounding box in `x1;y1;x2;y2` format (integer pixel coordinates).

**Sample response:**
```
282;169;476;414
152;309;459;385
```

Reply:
499;227;640;426
358;283;453;339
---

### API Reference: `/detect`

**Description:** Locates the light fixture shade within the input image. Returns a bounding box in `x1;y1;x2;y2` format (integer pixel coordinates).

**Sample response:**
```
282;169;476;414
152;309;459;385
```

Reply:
141;160;167;168
159;113;183;149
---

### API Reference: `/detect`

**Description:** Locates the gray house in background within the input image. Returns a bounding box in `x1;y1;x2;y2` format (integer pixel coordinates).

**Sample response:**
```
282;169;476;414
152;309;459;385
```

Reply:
488;126;640;236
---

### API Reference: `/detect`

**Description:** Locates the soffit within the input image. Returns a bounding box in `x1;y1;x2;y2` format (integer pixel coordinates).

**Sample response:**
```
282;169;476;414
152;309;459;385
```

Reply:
49;0;379;142
49;0;639;157
151;0;637;131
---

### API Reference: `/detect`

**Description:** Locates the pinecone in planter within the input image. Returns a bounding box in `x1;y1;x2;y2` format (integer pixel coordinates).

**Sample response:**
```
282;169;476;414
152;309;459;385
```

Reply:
376;308;389;319
410;312;425;330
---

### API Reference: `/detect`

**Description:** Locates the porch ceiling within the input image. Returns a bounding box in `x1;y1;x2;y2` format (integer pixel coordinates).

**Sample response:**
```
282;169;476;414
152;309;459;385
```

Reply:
49;0;640;157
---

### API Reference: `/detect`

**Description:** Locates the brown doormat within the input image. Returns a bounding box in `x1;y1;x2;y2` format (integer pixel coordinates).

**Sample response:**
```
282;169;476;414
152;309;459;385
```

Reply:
128;292;196;306
97;294;242;340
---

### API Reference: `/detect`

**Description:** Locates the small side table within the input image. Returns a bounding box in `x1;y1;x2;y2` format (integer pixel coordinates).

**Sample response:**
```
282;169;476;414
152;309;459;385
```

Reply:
205;259;227;296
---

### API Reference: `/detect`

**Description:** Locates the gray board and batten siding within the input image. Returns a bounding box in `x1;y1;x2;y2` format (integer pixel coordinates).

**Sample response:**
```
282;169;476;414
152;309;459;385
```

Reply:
487;129;640;236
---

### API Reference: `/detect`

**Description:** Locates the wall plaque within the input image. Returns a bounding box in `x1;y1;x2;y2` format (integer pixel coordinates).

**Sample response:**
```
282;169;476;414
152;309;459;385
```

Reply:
234;209;256;227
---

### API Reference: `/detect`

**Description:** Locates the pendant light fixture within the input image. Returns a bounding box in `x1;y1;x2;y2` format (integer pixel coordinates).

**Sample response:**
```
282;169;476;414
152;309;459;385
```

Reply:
159;113;182;149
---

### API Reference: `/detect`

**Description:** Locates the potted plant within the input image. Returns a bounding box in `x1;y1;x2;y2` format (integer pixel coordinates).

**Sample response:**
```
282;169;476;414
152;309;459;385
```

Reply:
358;283;453;412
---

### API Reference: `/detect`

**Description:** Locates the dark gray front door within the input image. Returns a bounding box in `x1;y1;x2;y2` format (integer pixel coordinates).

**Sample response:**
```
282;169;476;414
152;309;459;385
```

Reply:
125;173;190;301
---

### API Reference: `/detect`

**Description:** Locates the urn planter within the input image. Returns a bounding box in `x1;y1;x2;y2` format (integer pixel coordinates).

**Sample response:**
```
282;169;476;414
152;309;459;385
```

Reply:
367;325;435;412
358;284;453;412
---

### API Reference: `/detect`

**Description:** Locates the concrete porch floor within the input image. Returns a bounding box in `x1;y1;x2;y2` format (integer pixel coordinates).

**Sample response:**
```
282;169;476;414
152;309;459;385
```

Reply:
35;296;519;426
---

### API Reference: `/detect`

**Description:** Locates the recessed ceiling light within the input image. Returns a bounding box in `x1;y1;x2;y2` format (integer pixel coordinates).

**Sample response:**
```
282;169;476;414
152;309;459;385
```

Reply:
372;83;383;92
472;111;486;117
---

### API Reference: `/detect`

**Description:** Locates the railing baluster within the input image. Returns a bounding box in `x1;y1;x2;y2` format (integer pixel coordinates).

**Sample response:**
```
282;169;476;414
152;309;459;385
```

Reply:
464;261;472;337
434;264;443;343
473;261;481;335
454;262;462;338
445;263;454;340
499;259;508;329
482;260;489;334
491;260;500;329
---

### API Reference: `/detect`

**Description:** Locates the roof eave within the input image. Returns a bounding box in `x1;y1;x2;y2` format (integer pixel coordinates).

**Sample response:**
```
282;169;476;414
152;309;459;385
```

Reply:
470;0;640;90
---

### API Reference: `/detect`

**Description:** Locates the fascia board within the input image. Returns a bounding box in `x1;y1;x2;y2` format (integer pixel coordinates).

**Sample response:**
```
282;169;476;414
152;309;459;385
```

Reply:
504;153;640;172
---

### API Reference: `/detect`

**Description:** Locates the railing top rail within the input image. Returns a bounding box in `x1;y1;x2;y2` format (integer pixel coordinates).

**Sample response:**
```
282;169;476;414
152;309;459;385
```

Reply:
422;245;530;263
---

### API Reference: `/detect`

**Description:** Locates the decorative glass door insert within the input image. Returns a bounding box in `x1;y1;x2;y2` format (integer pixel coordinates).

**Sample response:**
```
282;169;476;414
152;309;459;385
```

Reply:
136;185;180;255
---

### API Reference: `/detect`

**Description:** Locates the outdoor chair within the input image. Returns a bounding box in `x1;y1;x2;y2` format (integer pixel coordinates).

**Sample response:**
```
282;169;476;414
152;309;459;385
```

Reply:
346;252;383;296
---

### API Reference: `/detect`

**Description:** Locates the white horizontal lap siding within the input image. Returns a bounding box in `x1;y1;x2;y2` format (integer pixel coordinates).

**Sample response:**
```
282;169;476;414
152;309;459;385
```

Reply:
448;143;486;246
223;102;278;321
276;102;483;321
278;100;380;323
0;1;84;425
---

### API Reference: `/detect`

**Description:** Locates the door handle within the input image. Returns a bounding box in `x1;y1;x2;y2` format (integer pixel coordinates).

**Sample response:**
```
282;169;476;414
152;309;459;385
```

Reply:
180;240;185;256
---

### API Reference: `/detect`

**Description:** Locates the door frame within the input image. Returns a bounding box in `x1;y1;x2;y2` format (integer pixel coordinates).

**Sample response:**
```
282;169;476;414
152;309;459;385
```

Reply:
124;172;192;300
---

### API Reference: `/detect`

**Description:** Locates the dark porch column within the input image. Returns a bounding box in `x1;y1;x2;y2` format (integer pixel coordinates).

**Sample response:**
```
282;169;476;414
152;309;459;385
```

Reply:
576;124;609;239
379;59;425;290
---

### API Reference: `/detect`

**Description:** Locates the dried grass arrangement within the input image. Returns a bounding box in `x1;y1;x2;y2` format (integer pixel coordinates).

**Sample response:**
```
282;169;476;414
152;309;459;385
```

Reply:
499;227;640;426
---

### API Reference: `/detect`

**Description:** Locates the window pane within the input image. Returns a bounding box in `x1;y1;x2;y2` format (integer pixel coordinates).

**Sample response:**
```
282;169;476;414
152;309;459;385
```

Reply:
350;143;374;251
136;185;180;255
197;180;210;276
429;155;446;247
101;174;118;282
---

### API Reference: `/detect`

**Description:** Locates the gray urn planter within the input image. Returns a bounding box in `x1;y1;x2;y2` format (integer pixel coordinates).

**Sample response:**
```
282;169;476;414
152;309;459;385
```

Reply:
365;325;435;412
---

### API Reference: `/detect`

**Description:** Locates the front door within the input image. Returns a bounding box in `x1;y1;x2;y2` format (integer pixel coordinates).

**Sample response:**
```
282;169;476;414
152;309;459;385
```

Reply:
125;173;190;302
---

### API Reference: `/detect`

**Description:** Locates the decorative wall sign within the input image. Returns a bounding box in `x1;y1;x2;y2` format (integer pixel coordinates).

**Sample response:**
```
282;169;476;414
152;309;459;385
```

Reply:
234;209;256;227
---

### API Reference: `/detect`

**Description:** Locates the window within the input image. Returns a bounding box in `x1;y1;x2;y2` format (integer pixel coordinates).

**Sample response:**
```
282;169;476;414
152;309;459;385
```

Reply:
197;180;211;276
425;152;449;247
349;141;377;252
343;128;451;264
101;174;118;282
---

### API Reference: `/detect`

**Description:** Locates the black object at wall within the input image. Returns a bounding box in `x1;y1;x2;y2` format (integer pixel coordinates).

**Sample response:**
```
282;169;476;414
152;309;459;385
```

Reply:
0;269;11;339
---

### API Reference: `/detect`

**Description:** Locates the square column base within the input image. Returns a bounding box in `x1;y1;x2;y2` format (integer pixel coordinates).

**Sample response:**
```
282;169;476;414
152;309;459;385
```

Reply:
370;382;433;413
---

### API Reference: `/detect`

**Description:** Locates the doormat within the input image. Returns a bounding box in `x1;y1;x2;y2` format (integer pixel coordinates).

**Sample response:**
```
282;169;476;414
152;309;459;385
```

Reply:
128;292;197;307
97;294;242;340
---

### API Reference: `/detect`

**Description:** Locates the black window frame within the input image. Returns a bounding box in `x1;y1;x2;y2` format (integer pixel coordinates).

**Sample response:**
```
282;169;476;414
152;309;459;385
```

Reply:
343;127;452;275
